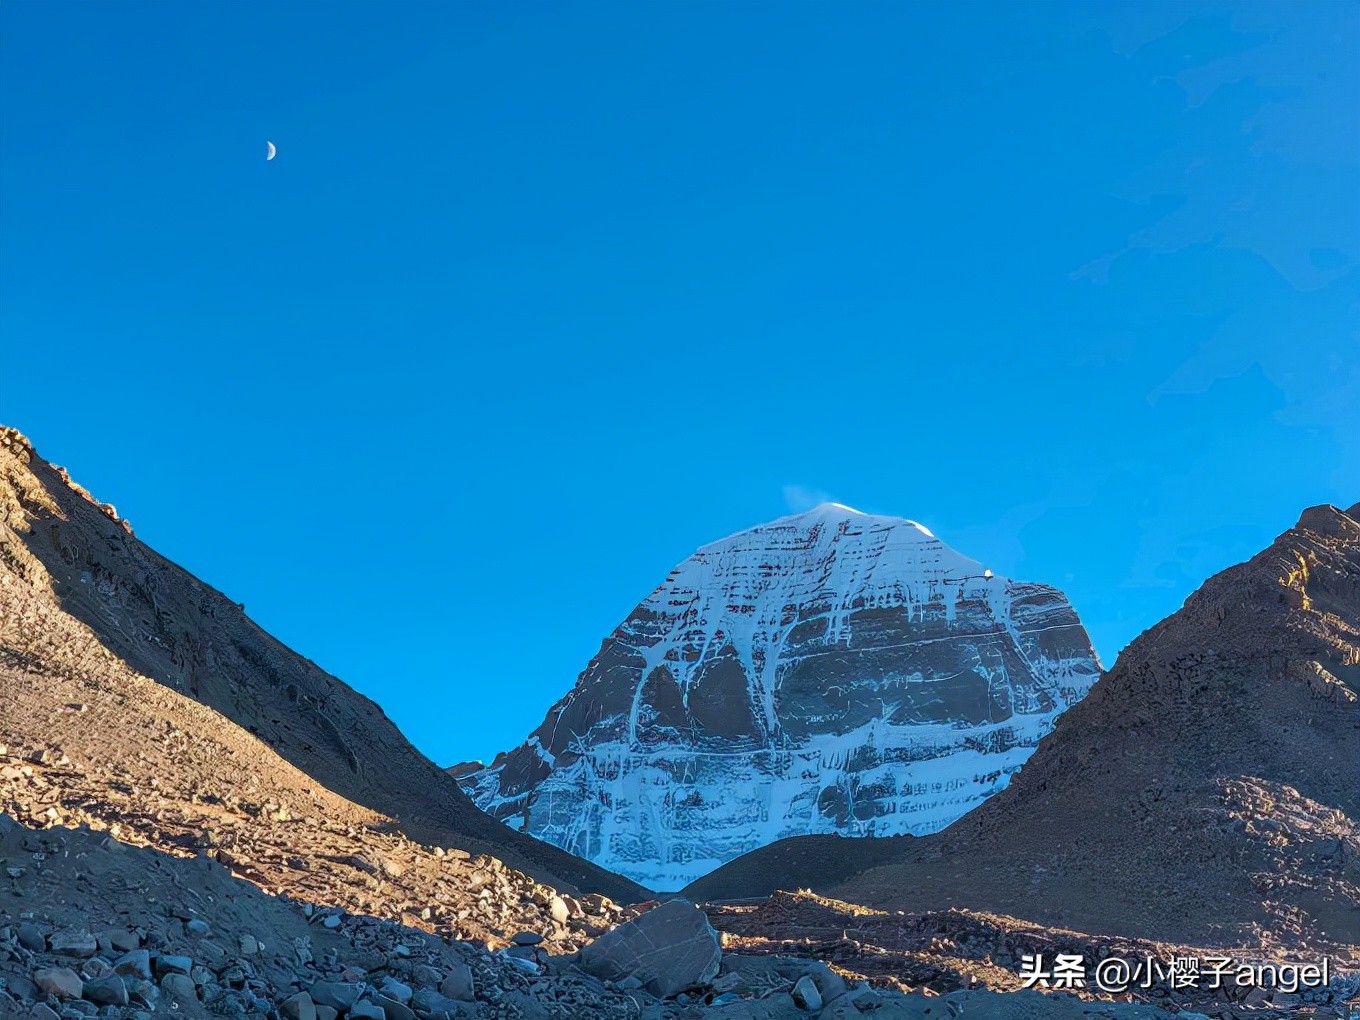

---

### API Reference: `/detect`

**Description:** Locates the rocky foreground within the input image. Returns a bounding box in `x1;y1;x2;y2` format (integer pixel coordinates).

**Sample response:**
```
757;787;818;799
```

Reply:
709;891;1360;1020
13;811;1345;1020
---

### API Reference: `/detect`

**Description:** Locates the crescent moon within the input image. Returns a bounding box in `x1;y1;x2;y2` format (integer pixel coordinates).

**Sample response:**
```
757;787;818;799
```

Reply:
266;141;277;161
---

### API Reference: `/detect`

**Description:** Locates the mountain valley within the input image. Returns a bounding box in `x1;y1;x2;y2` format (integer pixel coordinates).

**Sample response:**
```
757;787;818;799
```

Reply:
1;425;1356;1020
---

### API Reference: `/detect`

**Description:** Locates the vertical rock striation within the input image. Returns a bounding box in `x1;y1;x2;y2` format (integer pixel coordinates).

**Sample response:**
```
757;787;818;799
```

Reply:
460;503;1100;889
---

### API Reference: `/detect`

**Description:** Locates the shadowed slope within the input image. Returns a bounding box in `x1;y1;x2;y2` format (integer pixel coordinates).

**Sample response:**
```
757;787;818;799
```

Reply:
0;425;644;903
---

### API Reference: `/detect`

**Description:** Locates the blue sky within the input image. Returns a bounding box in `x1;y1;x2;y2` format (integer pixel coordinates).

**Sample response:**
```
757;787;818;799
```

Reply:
3;1;1356;768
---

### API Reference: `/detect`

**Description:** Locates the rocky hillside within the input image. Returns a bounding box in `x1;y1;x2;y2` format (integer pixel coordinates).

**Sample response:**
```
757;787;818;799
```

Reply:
460;502;1100;889
0;629;634;954
0;811;653;1020
8;812;1310;1020
2;424;1357;1019
685;503;1360;952
0;426;642;906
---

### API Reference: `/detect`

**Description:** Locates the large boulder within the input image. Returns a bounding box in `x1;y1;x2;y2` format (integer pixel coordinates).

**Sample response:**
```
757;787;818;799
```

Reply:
578;898;721;998
308;982;363;1011
33;968;83;1000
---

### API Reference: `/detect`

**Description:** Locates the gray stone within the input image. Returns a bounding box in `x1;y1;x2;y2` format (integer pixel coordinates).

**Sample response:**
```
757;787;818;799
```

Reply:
208;989;250;1015
411;989;468;1015
17;922;46;952
510;931;542;946
196;939;228;966
107;930;141;953
31;1003;61;1020
280;991;317;1020
378;977;413;1005
6;973;36;1000
111;950;152;980
77;958;108;981
410;965;443;990
439;965;474;1002
714;992;798;1019
308;982;362;1011
155;954;193;976
238;934;259;956
34;968;84;1000
792;975;823;1012
184;919;210;937
349;1002;386;1020
817;997;862;1020
48;931;98;958
806;963;846;1005
373;993;416;1020
315;1007;338;1020
578;898;721;999
80;973;128;1007
158;973;198;1004
321;915;341;930
126;979;158;1009
818;986;889;1020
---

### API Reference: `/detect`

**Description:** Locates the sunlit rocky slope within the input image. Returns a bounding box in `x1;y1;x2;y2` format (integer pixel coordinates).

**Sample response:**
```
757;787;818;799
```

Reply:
0;425;644;907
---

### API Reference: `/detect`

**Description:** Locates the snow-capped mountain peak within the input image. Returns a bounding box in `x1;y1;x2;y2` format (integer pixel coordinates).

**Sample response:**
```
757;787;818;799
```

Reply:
459;506;1100;889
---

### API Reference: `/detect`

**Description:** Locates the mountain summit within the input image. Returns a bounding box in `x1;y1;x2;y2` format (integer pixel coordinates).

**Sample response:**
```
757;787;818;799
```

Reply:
459;503;1101;888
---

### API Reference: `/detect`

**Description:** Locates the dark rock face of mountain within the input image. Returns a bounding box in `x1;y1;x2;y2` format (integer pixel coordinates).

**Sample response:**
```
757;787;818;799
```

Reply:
0;426;643;903
462;503;1100;889
685;502;1360;950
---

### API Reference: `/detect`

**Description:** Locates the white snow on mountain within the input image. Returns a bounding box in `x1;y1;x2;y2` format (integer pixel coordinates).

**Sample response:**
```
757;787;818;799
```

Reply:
459;503;1101;889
